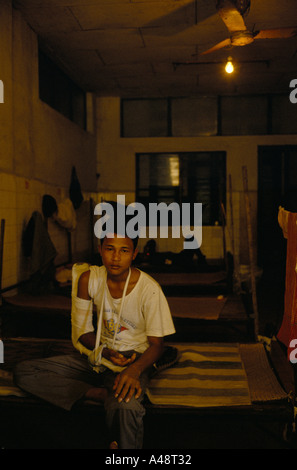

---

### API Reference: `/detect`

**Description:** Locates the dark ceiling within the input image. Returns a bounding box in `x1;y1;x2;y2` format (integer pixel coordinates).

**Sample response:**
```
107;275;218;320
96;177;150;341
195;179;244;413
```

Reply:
13;0;297;97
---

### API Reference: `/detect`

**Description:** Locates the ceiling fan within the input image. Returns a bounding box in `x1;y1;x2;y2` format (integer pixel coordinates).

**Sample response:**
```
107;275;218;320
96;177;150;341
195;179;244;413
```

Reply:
201;0;297;55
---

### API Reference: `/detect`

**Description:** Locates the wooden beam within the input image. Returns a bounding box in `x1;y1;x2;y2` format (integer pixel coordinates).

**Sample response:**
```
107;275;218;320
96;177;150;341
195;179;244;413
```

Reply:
242;166;259;338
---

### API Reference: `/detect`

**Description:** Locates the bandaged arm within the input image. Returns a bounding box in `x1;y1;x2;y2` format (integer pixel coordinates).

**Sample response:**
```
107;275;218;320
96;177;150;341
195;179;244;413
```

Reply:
72;270;107;368
71;295;94;357
71;270;95;357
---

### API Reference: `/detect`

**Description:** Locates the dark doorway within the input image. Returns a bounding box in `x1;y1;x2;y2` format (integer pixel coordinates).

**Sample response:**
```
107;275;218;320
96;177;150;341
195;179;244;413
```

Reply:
258;146;297;271
257;146;297;334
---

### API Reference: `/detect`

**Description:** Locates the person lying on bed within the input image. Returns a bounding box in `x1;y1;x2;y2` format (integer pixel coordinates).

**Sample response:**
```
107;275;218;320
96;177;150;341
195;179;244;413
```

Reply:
14;226;176;450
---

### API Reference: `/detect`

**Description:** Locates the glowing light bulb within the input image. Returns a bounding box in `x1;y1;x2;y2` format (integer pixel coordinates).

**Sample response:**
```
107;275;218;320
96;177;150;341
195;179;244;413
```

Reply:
225;57;234;74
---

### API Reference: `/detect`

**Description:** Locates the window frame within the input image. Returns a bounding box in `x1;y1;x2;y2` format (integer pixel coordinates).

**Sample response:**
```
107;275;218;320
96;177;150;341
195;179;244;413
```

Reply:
136;151;226;226
38;48;87;130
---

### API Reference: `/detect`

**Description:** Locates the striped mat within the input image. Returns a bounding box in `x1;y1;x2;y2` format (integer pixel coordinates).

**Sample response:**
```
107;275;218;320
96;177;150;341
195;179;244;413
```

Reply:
146;343;288;408
0;340;288;408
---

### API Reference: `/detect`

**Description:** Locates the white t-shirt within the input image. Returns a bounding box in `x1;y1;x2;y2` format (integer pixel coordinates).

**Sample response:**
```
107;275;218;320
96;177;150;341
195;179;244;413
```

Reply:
72;265;176;355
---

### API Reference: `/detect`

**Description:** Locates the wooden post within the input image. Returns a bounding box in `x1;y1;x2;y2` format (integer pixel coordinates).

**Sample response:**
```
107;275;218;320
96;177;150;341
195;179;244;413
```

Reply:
229;175;241;293
242;166;259;338
228;175;235;263
0;219;5;299
220;201;227;270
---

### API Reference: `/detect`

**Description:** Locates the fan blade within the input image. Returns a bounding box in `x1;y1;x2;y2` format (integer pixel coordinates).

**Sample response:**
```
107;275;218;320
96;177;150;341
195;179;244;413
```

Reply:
217;0;247;33
200;38;232;55
254;27;297;39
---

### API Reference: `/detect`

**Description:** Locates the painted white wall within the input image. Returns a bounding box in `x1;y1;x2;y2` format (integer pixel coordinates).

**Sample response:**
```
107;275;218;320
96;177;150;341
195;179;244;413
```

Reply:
95;96;297;264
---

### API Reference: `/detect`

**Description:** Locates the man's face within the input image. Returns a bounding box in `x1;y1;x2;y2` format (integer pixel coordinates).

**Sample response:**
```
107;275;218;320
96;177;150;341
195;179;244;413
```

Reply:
99;234;138;278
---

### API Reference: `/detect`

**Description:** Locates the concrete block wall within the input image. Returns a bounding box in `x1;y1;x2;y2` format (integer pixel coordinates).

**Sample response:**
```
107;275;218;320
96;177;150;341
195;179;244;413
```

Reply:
0;2;98;292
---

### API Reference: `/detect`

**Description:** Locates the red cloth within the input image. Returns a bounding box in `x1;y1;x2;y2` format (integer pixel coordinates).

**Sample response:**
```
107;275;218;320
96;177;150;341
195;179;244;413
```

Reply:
277;211;297;360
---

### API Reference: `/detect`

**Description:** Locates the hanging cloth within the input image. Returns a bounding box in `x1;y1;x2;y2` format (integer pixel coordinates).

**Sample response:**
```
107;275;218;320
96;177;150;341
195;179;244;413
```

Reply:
278;206;290;239
53;198;77;232
22;211;57;275
277;210;297;360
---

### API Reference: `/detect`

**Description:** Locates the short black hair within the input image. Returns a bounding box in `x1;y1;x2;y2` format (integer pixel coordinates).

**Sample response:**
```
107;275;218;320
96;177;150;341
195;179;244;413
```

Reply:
100;234;138;251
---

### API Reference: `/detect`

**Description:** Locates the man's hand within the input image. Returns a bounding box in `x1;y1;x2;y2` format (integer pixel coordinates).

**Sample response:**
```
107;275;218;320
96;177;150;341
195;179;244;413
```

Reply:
111;337;164;403
103;348;137;367
113;364;142;403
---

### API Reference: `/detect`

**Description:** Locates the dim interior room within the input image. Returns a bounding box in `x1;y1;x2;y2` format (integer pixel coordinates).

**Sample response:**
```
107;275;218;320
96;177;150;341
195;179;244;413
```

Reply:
1;0;297;450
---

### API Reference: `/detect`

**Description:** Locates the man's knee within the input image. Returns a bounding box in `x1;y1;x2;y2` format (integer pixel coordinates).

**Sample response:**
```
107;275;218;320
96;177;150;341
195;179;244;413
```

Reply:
104;394;145;414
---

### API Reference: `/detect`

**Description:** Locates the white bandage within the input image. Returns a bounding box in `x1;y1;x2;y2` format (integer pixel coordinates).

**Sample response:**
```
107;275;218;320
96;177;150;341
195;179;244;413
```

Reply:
71;296;94;357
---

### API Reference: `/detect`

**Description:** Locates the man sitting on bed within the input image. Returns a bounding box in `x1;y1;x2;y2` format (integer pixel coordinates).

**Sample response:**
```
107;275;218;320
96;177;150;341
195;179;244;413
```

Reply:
14;213;176;449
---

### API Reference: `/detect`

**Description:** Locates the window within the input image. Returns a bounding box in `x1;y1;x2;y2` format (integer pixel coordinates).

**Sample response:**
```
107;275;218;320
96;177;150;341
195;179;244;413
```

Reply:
270;95;297;135
136;152;226;226
171;97;218;136
121;97;217;137
121;99;170;137
122;94;296;137
38;49;86;129
220;95;268;135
